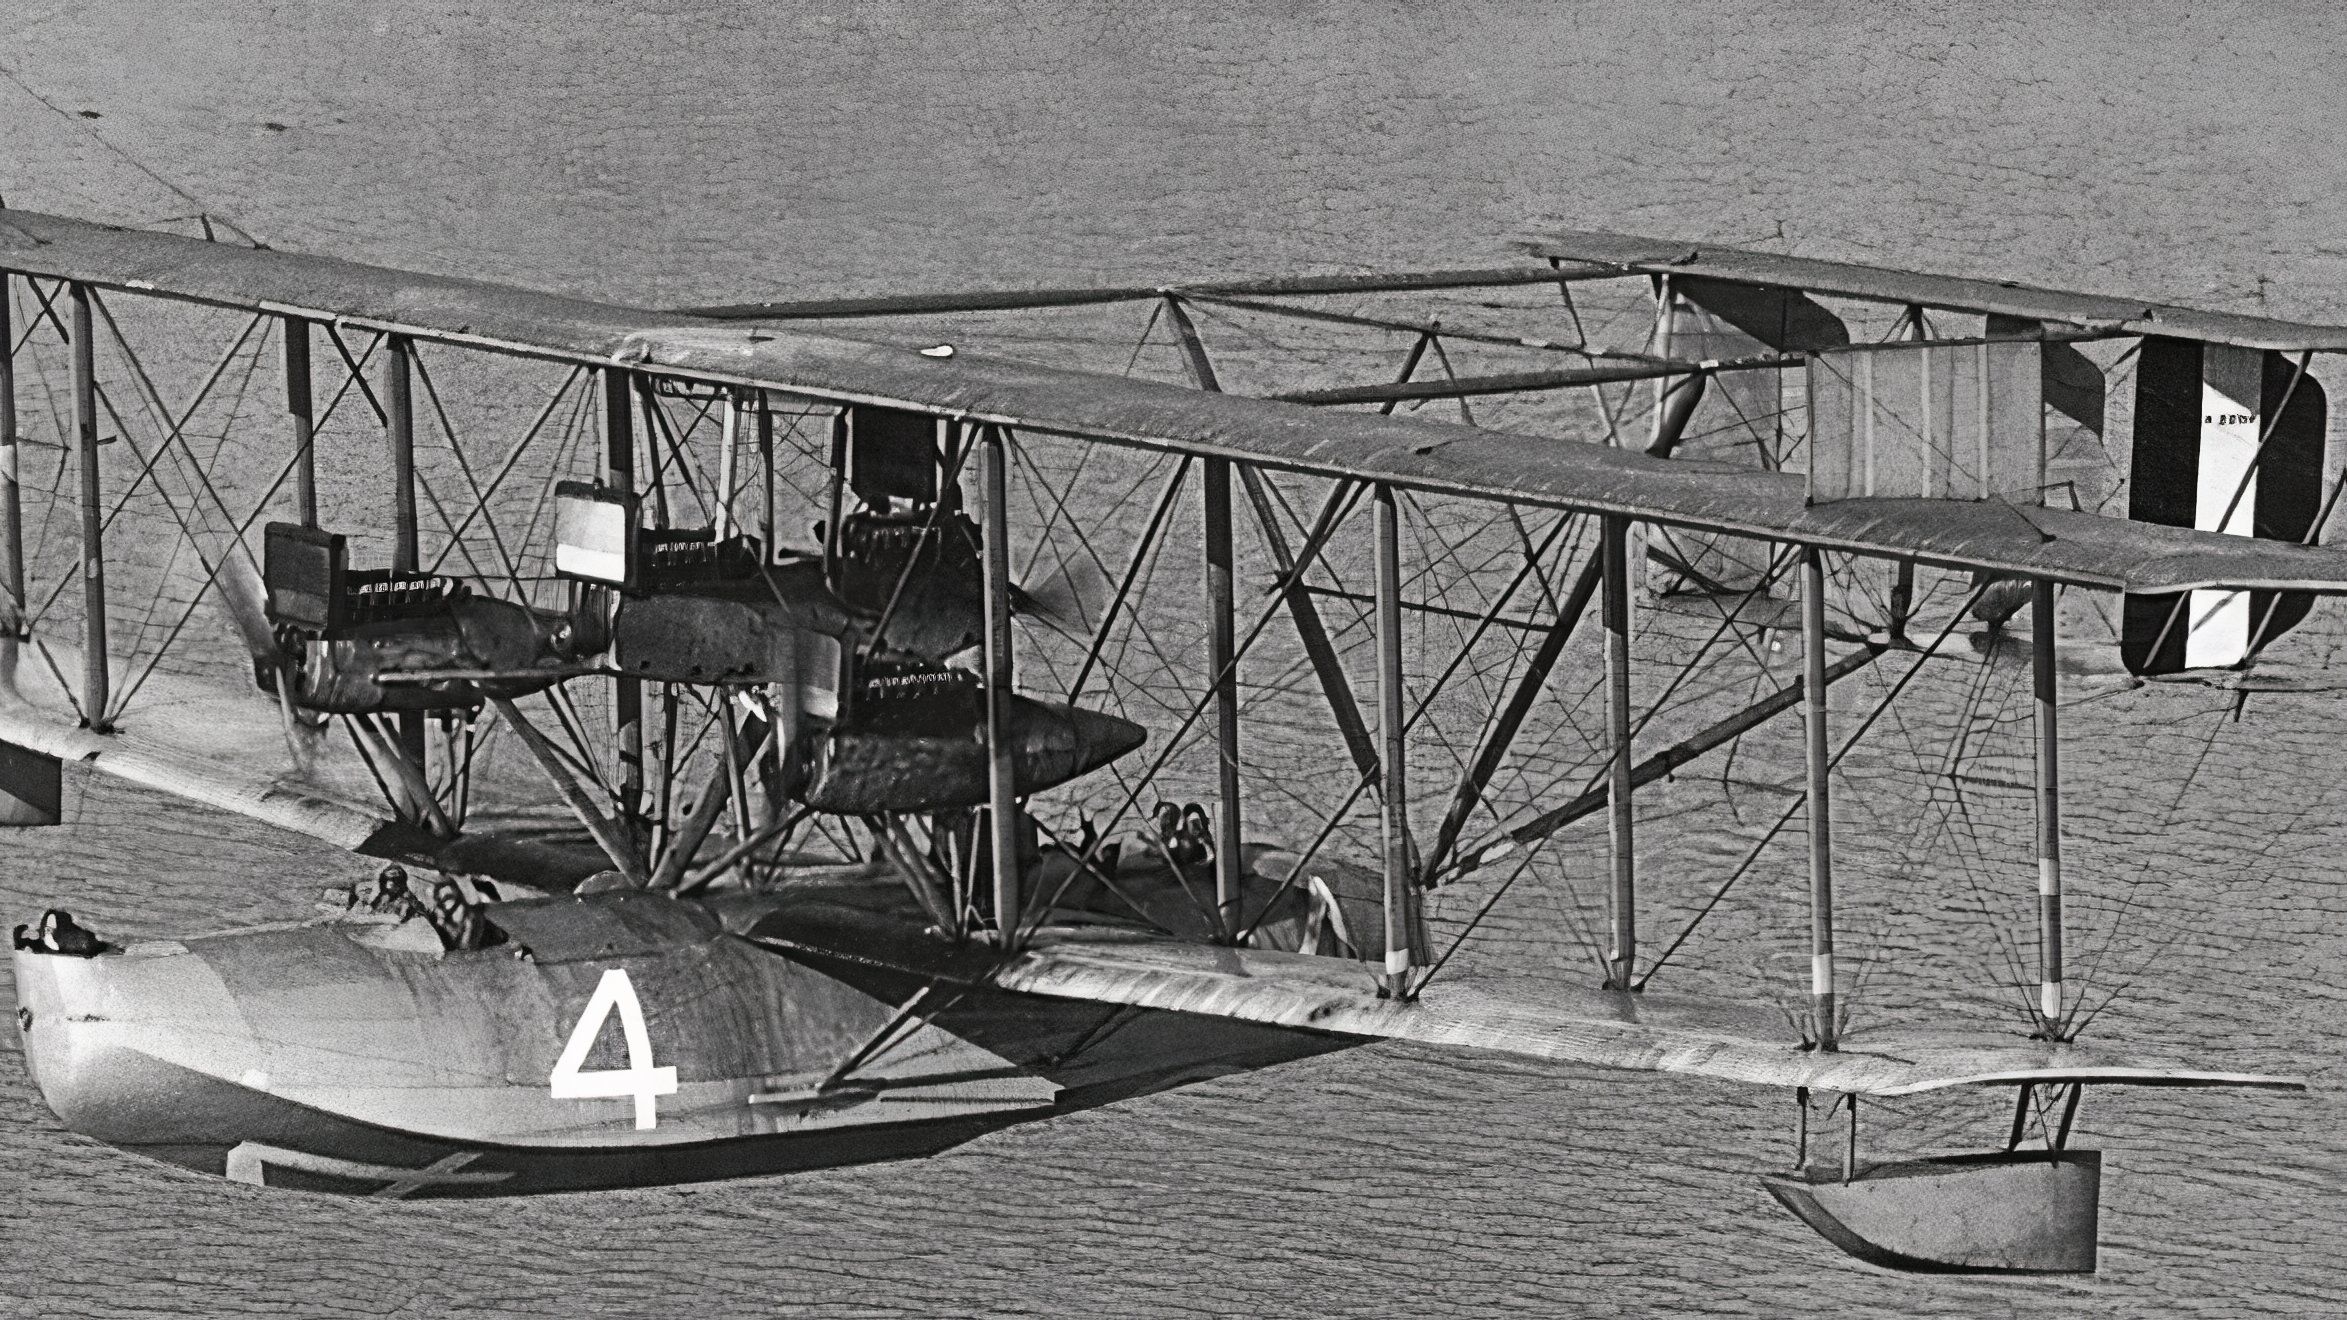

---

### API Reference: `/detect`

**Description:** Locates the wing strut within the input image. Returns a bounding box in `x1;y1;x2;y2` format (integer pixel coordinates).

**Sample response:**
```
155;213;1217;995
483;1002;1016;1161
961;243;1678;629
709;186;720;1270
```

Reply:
1423;368;1710;883
2033;579;2065;1036
69;282;108;732
1163;296;1244;939
604;368;646;840
2;276;24;643
285;315;317;528
1373;482;1421;997
493;695;649;887
1163;294;1388;916
1602;511;1636;990
384;335;423;766
979;425;1022;948
1801;546;1839;1051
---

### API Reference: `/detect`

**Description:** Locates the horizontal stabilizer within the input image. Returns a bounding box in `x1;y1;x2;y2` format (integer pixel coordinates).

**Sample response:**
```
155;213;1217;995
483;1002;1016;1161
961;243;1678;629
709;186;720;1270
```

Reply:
990;931;2305;1097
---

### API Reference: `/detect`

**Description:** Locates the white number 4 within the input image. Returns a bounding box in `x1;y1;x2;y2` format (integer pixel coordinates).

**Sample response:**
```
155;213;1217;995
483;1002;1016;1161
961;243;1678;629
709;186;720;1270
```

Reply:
550;968;679;1130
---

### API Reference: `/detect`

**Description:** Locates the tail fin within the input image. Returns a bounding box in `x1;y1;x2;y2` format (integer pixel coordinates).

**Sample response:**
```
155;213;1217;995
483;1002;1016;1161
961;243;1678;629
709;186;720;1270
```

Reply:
2122;340;2324;674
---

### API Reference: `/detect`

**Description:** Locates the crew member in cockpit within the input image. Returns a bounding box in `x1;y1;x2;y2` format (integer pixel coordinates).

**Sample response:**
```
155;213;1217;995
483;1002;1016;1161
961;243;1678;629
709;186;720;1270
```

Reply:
364;865;421;919
425;877;503;953
11;908;105;957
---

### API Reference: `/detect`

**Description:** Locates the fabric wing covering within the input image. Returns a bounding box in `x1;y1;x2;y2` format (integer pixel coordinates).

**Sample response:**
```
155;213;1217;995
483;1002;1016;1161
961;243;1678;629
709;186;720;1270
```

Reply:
991;930;2306;1097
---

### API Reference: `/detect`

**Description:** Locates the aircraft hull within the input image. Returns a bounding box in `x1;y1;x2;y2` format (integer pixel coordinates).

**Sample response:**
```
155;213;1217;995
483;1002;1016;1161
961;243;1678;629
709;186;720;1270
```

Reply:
12;888;1342;1197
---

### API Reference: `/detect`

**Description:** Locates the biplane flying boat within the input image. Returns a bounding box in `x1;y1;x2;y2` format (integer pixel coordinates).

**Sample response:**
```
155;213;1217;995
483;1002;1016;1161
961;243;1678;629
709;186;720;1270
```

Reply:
6;208;2343;1273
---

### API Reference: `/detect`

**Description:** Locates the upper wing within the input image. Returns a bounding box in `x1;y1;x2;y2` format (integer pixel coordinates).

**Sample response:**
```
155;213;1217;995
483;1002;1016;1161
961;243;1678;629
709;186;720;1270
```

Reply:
7;210;2347;594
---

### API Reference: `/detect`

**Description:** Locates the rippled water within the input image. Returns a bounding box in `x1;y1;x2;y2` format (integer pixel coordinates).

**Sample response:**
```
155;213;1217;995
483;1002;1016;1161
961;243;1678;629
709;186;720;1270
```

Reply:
3;3;2346;1316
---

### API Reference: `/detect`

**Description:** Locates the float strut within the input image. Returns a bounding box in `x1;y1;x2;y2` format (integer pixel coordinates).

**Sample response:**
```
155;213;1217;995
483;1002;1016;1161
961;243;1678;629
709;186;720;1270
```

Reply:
2007;1083;2035;1152
1843;1094;1859;1185
2053;1083;2082;1155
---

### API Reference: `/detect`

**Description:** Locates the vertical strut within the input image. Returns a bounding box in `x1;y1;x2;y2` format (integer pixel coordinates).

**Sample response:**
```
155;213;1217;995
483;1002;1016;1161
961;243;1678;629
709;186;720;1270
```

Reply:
715;388;738;538
822;411;846;585
979;426;1020;946
1423;369;1709;886
384;334;422;763
1204;455;1242;939
756;392;775;552
1887;309;1926;639
1164;292;1380;803
70;283;108;731
285;315;317;528
1374;483;1414;998
1648;275;1674;450
386;335;417;571
604;368;644;833
0;272;21;645
1602;513;1636;990
1801;545;1836;1050
2034;579;2064;1035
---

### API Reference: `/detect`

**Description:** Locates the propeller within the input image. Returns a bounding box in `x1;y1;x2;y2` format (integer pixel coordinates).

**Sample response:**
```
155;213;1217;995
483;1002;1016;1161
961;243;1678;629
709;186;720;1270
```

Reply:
213;537;330;767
